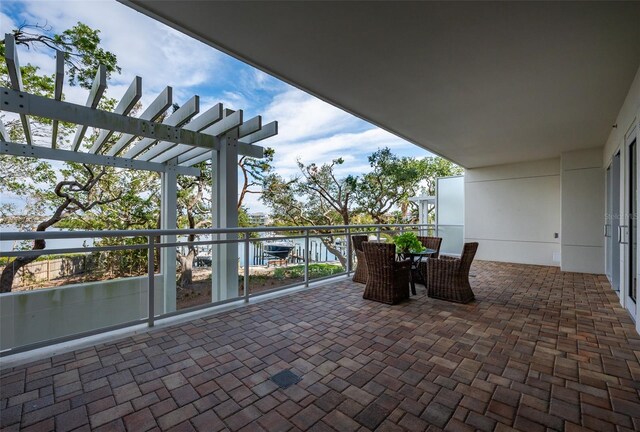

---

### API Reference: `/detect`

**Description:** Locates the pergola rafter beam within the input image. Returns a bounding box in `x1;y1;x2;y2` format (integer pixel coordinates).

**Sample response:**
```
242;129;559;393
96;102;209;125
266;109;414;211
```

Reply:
4;34;32;145
178;150;212;167
0;140;200;176
88;76;142;154
177;116;271;165
202;110;243;137
72;65;108;151
240;121;278;145
238;115;262;138
0;87;218;150
124;95;199;159
141;103;223;162
1;87;266;158
175;110;245;165
106;86;173;156
51;50;64;149
166;114;265;166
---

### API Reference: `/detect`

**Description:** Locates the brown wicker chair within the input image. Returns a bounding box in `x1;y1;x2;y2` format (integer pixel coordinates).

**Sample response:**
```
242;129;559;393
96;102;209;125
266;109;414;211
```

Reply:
426;242;478;304
362;242;411;304
352;235;369;284
416;236;442;284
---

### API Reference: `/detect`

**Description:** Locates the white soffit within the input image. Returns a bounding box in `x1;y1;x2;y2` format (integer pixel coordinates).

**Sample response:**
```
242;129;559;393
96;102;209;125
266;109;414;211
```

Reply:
121;1;640;168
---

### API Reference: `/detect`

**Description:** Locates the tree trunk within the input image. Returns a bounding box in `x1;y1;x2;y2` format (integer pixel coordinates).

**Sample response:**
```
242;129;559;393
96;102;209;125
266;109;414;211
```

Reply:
320;238;347;269
177;245;196;287
0;254;38;293
0;239;46;293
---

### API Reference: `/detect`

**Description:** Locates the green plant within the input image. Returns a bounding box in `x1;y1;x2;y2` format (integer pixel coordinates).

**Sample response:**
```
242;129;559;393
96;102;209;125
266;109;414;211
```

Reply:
393;232;425;253
273;263;344;280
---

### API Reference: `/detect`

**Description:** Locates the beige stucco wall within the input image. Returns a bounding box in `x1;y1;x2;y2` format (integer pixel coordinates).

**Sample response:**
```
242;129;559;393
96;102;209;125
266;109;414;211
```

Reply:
604;65;640;165
464;158;561;266
560;148;604;273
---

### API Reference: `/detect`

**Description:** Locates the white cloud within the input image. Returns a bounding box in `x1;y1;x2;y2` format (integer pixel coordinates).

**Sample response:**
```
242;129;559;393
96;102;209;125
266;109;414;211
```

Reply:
262;89;362;144
11;0;224;108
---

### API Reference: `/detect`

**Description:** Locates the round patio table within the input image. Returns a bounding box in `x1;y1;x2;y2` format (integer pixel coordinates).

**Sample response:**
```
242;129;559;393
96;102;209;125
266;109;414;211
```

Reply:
398;249;436;295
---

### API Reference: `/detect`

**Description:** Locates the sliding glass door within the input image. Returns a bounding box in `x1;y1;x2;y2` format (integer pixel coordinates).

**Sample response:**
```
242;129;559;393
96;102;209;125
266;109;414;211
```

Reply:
629;139;638;314
606;152;621;292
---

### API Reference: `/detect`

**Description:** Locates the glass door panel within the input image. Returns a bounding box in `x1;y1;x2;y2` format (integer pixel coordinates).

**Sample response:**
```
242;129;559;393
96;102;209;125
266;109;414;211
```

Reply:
630;140;637;307
612;152;620;292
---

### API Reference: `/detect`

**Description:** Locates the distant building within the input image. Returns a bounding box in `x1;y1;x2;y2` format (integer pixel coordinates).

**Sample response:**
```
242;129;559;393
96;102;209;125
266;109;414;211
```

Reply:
248;212;270;226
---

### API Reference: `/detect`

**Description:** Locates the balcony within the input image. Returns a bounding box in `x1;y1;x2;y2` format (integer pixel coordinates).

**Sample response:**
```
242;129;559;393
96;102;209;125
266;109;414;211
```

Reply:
1;256;638;431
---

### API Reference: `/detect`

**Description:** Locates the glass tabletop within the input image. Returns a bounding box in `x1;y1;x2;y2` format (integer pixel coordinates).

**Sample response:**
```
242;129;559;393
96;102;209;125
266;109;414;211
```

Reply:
397;248;436;257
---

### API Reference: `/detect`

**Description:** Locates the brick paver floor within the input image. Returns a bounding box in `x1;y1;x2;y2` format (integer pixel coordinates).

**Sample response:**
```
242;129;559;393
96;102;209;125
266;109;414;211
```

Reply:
1;261;640;431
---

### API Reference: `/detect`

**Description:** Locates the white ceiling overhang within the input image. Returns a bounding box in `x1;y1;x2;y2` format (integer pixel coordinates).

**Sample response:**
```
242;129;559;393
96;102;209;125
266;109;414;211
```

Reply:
121;1;640;168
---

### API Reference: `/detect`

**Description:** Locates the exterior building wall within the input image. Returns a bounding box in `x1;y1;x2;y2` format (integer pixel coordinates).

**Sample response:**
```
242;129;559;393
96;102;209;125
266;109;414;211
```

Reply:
560;148;604;273
464;158;561;266
604;66;640;165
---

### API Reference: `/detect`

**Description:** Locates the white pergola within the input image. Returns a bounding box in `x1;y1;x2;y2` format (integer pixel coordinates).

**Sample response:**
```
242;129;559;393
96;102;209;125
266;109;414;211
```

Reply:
0;34;278;310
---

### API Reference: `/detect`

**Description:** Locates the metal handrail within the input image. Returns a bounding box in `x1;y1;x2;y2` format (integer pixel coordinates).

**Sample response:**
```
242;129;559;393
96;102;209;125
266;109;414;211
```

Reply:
0;223;438;356
0;223;434;241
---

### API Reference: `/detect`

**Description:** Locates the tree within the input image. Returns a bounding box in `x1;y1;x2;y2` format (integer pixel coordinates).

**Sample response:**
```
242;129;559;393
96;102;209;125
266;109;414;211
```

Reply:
56;169;161;279
355;148;463;224
355;148;429;224
176;161;212;287
415;156;463;223
0;163;126;292
260;149;464;269
0;21;123;292
1;22;120;88
238;147;274;209
262;158;357;267
175;148;275;287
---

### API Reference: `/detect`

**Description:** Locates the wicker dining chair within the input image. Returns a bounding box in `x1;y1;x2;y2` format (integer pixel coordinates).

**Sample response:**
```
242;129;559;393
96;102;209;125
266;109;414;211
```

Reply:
362;242;411;304
426;242;478;304
351;235;369;284
416;236;442;284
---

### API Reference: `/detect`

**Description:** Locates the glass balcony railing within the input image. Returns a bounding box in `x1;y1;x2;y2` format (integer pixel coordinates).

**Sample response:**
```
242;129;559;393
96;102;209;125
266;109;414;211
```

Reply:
0;223;463;355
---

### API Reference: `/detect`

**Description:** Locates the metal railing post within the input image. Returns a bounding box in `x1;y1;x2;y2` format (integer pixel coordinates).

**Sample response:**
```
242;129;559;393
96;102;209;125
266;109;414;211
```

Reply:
376;226;381;241
304;229;310;287
345;227;351;274
147;236;155;327
244;234;250;303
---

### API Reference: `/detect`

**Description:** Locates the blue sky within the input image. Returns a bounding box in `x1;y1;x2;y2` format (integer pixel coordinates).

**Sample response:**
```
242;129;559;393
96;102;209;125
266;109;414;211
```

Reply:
1;0;433;212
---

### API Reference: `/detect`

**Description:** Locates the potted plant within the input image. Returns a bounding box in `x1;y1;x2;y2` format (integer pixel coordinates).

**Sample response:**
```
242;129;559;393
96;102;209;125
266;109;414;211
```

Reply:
393;232;425;255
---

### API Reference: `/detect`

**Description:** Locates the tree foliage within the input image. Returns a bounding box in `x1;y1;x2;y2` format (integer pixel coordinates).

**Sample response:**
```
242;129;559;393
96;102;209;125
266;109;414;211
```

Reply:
261;148;463;265
262;158;357;267
0;20;129;292
355;149;463;224
356;148;428;224
0;22;120;89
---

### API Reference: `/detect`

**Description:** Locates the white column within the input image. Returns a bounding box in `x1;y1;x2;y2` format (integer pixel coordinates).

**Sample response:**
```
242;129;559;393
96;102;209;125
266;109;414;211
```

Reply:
212;130;239;301
161;160;177;312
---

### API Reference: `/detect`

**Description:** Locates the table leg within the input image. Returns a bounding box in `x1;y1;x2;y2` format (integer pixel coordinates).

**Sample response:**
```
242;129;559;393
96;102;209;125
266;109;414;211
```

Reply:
410;260;417;295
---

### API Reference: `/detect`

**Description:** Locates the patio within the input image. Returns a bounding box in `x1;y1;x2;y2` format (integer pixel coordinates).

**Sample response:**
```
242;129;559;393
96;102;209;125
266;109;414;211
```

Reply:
1;260;639;431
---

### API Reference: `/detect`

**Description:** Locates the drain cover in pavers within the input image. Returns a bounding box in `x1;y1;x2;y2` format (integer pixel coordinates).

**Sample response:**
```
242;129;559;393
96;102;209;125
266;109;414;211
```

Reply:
270;370;302;389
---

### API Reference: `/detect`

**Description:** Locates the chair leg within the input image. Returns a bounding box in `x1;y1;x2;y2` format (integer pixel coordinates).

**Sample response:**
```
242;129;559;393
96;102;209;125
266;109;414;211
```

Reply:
410;272;416;295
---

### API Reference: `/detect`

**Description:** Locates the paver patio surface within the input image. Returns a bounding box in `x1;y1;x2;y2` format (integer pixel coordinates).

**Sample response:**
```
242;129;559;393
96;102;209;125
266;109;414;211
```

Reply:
1;261;639;431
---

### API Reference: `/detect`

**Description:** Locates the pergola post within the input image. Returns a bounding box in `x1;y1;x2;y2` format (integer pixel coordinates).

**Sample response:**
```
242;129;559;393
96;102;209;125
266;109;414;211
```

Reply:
2;37;277;310
161;160;178;312
212;130;240;301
